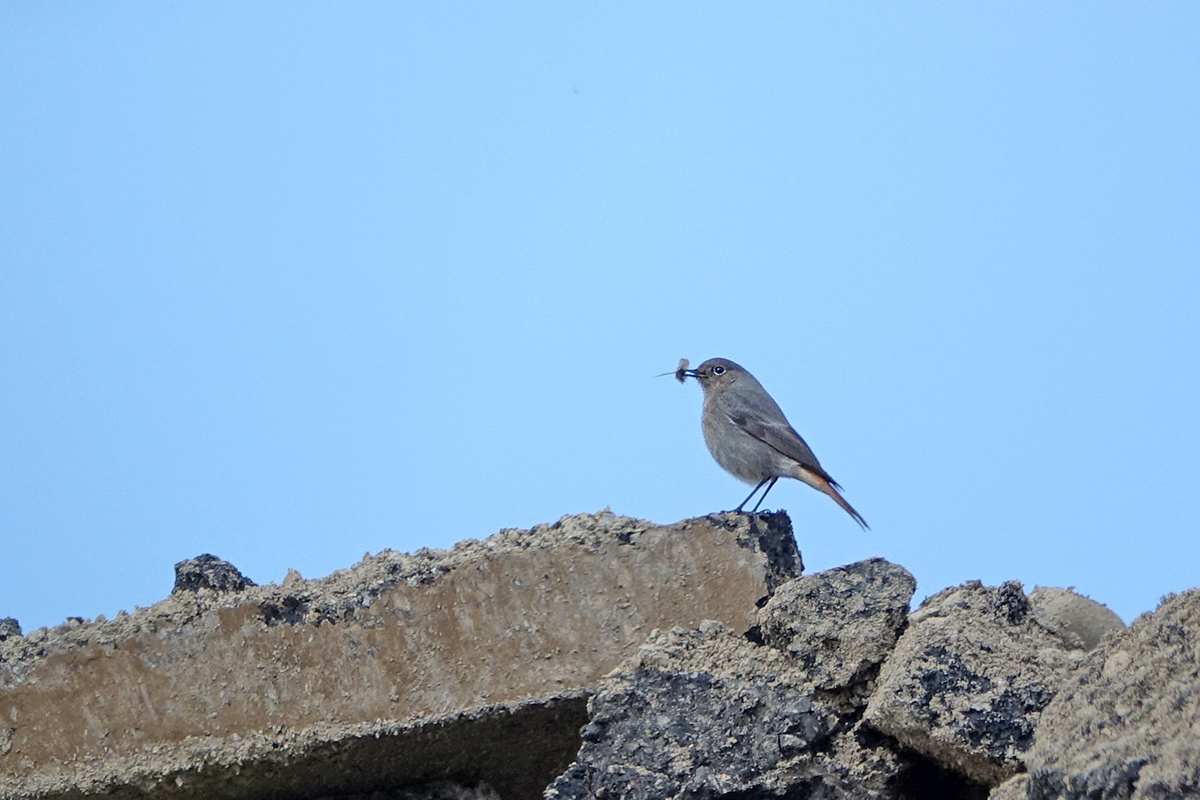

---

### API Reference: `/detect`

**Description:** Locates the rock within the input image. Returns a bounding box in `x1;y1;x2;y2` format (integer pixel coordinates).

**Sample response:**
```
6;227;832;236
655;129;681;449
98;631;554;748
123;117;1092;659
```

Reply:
1024;589;1200;800
861;580;1082;786
545;622;905;800
0;511;800;800
1027;586;1124;651
0;620;19;641
757;557;916;694
171;553;257;594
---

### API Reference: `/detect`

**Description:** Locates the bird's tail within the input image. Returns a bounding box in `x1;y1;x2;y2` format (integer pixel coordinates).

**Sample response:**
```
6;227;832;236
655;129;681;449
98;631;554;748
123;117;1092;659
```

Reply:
800;469;870;530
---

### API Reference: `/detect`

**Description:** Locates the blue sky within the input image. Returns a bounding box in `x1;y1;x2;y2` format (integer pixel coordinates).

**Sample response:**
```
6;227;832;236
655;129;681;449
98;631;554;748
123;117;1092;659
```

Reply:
3;4;1197;632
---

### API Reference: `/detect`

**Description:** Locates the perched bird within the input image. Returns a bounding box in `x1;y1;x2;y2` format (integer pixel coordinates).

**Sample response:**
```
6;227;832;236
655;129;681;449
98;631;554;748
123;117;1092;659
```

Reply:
679;358;868;528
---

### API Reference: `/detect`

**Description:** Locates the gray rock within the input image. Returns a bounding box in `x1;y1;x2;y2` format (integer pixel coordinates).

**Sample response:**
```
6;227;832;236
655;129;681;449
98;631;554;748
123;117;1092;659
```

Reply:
0;619;19;641
546;622;905;800
758;558;916;694
862;580;1081;786
1028;586;1124;651
171;553;256;594
1025;589;1200;800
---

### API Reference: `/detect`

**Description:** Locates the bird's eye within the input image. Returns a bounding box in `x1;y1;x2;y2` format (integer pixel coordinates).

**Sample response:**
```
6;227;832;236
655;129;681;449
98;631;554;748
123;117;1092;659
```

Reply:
712;365;725;375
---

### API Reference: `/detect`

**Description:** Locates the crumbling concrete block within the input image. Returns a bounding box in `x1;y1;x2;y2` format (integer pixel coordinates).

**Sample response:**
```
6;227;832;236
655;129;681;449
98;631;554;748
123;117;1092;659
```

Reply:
0;510;801;800
1024;589;1200;800
860;580;1103;787
547;559;921;800
758;557;916;695
545;622;905;800
1026;586;1123;652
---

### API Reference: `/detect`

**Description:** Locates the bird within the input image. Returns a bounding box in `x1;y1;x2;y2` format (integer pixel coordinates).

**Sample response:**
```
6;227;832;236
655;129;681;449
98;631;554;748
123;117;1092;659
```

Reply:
679;357;868;529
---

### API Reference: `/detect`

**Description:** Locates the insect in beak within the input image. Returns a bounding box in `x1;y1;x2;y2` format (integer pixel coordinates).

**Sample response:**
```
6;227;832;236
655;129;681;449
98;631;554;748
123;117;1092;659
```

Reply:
656;357;694;382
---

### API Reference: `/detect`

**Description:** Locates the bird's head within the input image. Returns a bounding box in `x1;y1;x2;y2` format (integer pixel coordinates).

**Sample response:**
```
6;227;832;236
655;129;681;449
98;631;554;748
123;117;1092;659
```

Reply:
683;358;746;394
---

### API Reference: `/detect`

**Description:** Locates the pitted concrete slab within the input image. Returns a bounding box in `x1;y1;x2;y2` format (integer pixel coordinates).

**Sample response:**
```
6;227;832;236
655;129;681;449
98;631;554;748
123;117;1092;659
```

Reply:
0;510;801;800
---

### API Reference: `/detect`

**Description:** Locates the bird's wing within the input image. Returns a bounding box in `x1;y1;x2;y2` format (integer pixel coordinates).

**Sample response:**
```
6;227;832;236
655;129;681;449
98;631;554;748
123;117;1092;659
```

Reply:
717;389;842;487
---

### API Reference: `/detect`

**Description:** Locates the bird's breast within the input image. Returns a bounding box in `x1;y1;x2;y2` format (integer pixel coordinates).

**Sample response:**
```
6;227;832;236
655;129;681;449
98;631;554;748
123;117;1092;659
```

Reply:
701;403;778;484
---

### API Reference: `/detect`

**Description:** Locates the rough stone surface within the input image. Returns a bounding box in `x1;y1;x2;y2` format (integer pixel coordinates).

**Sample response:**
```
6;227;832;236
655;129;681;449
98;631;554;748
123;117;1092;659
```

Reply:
758;557;916;692
0;620;18;642
0;510;800;800
547;560;930;800
172;553;257;594
545;622;905;800
1027;586;1124;652
861;580;1084;787
1024;589;1200;800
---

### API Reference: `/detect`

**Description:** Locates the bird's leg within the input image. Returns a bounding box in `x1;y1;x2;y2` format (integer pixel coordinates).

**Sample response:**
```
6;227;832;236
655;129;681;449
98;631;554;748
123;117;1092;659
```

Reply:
750;477;779;513
734;477;772;513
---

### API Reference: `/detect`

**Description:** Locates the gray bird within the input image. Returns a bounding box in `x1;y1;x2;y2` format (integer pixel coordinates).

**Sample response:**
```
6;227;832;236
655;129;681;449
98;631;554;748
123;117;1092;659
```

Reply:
680;358;868;528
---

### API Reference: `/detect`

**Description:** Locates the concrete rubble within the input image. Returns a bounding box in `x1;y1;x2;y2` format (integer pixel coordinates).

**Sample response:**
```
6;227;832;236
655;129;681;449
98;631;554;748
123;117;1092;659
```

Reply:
757;557;916;693
0;510;800;800
546;557;918;800
860;580;1108;785
1021;589;1200;800
2;509;1193;800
